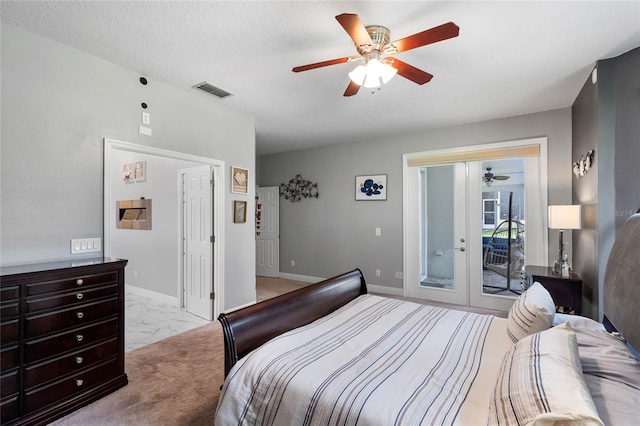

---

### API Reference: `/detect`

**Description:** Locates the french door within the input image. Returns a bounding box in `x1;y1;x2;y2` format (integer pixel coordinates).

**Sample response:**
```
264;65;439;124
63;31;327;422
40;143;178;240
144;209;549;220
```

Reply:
403;139;548;311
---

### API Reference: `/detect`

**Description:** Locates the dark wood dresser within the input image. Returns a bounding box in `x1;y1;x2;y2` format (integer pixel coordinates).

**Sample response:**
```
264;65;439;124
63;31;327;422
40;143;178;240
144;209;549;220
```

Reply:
0;257;128;425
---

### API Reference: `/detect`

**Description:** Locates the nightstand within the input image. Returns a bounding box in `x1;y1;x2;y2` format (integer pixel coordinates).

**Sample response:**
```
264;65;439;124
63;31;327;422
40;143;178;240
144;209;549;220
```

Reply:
522;265;582;315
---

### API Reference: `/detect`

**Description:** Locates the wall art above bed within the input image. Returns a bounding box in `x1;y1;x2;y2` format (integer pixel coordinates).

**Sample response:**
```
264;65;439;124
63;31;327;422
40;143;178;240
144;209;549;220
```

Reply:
356;174;387;200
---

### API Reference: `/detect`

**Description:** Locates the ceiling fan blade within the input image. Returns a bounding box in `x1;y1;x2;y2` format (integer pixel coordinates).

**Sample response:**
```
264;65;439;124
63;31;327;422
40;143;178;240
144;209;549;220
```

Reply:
335;13;373;47
292;56;358;73
388;58;433;85
387;22;459;54
493;176;510;180
343;80;361;97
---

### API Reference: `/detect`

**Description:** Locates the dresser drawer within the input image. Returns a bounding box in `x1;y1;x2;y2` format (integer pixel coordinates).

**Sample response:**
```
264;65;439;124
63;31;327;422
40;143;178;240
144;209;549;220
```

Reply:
1;319;19;345
0;395;19;424
25;338;118;388
25;271;119;296
1;368;19;398
25;298;118;338
24;358;119;413
1;344;19;370
0;285;20;302
25;318;119;364
26;283;118;314
0;301;20;319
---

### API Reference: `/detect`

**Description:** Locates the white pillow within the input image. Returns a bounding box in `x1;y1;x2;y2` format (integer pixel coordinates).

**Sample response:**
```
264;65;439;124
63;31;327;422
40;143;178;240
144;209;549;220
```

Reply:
507;282;555;342
488;322;603;426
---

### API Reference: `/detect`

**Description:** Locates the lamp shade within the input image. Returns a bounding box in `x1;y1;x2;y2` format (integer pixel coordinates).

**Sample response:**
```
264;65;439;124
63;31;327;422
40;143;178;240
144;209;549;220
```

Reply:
548;205;582;229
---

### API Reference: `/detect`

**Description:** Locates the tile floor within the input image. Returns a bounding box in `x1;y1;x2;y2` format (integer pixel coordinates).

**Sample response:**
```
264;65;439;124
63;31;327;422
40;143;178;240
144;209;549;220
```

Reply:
125;291;209;352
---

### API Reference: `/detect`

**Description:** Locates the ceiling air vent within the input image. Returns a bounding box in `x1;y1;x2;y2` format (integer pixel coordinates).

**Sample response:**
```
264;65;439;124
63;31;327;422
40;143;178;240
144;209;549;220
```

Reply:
193;81;233;99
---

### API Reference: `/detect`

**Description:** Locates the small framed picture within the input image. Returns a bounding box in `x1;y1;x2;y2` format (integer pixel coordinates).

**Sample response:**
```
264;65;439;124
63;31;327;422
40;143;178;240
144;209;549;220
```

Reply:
134;161;146;182
123;163;134;183
355;175;387;201
231;166;249;194
233;200;247;223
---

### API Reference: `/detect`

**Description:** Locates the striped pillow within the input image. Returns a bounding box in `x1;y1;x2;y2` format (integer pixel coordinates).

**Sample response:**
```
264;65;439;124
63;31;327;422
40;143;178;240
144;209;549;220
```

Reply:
507;282;555;342
488;322;603;426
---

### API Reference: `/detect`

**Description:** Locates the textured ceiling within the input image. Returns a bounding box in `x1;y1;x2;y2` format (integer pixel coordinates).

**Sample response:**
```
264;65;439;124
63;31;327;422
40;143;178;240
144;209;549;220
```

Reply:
2;1;639;155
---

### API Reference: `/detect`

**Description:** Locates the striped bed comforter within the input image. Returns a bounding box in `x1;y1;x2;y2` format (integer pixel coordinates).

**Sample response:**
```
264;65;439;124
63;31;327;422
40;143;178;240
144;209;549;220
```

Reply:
215;295;511;426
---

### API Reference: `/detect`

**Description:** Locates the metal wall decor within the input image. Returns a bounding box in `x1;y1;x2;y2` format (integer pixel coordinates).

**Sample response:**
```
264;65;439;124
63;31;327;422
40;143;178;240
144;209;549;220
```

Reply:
573;150;595;178
280;174;319;202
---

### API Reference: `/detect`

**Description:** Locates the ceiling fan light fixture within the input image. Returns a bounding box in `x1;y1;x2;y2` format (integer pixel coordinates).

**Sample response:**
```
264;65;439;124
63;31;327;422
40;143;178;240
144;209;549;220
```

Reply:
349;57;397;88
348;64;367;86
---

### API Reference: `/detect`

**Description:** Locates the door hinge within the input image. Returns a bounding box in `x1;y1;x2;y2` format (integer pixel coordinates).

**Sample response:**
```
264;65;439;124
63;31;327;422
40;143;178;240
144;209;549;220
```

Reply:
210;292;215;300
210;179;214;187
210;235;215;243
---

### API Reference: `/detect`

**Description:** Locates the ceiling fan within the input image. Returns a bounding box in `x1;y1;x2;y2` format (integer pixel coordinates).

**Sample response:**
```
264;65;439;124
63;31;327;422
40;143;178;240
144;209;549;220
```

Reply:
483;167;510;186
292;13;459;96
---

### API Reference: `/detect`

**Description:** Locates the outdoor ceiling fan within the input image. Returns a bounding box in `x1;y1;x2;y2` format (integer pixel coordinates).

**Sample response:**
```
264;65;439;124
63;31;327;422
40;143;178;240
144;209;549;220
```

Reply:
483;167;510;186
292;13;460;96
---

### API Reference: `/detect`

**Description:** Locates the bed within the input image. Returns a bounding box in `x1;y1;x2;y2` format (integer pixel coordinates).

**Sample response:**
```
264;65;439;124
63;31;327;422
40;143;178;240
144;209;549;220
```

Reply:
216;214;640;425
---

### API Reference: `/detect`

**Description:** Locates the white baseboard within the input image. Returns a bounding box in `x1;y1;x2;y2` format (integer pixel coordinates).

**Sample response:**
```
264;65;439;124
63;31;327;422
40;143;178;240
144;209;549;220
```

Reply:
125;284;178;306
367;284;404;296
279;272;324;283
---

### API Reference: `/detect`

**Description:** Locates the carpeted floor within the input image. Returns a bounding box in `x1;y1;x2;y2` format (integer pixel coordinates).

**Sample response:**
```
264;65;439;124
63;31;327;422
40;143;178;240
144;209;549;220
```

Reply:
51;276;505;425
50;321;224;426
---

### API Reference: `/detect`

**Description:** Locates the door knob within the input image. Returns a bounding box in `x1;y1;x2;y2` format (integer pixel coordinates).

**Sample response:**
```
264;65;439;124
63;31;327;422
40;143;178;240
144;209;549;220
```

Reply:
455;247;466;252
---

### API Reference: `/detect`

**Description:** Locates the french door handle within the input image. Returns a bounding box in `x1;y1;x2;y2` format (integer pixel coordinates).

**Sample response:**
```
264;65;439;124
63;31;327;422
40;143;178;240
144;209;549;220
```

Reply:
455;247;466;252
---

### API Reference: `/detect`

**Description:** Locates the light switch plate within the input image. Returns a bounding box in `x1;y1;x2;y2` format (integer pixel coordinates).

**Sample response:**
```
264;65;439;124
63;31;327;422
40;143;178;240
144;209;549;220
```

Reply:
71;238;101;254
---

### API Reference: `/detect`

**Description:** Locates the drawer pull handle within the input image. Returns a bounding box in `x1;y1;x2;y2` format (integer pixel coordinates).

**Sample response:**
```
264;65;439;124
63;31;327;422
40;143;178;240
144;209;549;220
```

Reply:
75;356;84;364
76;293;84;300
76;312;84;319
76;379;84;387
75;334;84;342
76;279;84;286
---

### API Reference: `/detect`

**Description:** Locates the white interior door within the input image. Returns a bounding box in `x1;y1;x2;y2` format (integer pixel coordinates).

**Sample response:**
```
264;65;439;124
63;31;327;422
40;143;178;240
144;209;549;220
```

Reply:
256;186;279;277
183;165;213;320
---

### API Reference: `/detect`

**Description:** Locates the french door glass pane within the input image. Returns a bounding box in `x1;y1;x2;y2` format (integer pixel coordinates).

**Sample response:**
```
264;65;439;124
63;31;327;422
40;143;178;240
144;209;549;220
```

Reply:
481;159;525;296
421;165;455;290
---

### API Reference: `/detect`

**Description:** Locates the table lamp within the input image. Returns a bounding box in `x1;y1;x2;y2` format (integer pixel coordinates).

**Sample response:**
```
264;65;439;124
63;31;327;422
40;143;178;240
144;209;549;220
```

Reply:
548;205;582;273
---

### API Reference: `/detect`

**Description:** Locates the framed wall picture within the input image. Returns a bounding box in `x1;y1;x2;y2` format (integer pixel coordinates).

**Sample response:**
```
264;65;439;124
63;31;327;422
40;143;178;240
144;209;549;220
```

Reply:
123;163;134;183
233;200;247;223
134;161;146;182
231;166;249;194
355;174;387;201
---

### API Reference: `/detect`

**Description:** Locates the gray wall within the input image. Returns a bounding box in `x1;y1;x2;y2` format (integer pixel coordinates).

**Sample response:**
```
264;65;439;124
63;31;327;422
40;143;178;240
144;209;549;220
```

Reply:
259;108;573;288
572;47;640;321
1;25;257;311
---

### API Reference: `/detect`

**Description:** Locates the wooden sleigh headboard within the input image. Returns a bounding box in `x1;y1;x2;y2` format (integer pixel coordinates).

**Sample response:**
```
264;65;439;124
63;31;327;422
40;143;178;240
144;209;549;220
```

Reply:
218;269;367;376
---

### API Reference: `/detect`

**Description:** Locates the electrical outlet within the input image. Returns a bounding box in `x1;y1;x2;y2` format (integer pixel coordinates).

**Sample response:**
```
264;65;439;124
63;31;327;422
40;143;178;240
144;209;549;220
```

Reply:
291;260;295;267
375;227;381;236
395;271;404;279
375;269;381;277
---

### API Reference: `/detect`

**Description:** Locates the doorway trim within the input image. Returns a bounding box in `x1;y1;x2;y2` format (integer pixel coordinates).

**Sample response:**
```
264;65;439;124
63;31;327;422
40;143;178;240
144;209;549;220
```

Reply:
402;137;548;301
103;138;225;318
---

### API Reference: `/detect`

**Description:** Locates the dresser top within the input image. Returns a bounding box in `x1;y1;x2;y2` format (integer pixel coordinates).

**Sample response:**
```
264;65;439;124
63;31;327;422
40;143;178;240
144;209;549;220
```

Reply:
1;257;127;277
